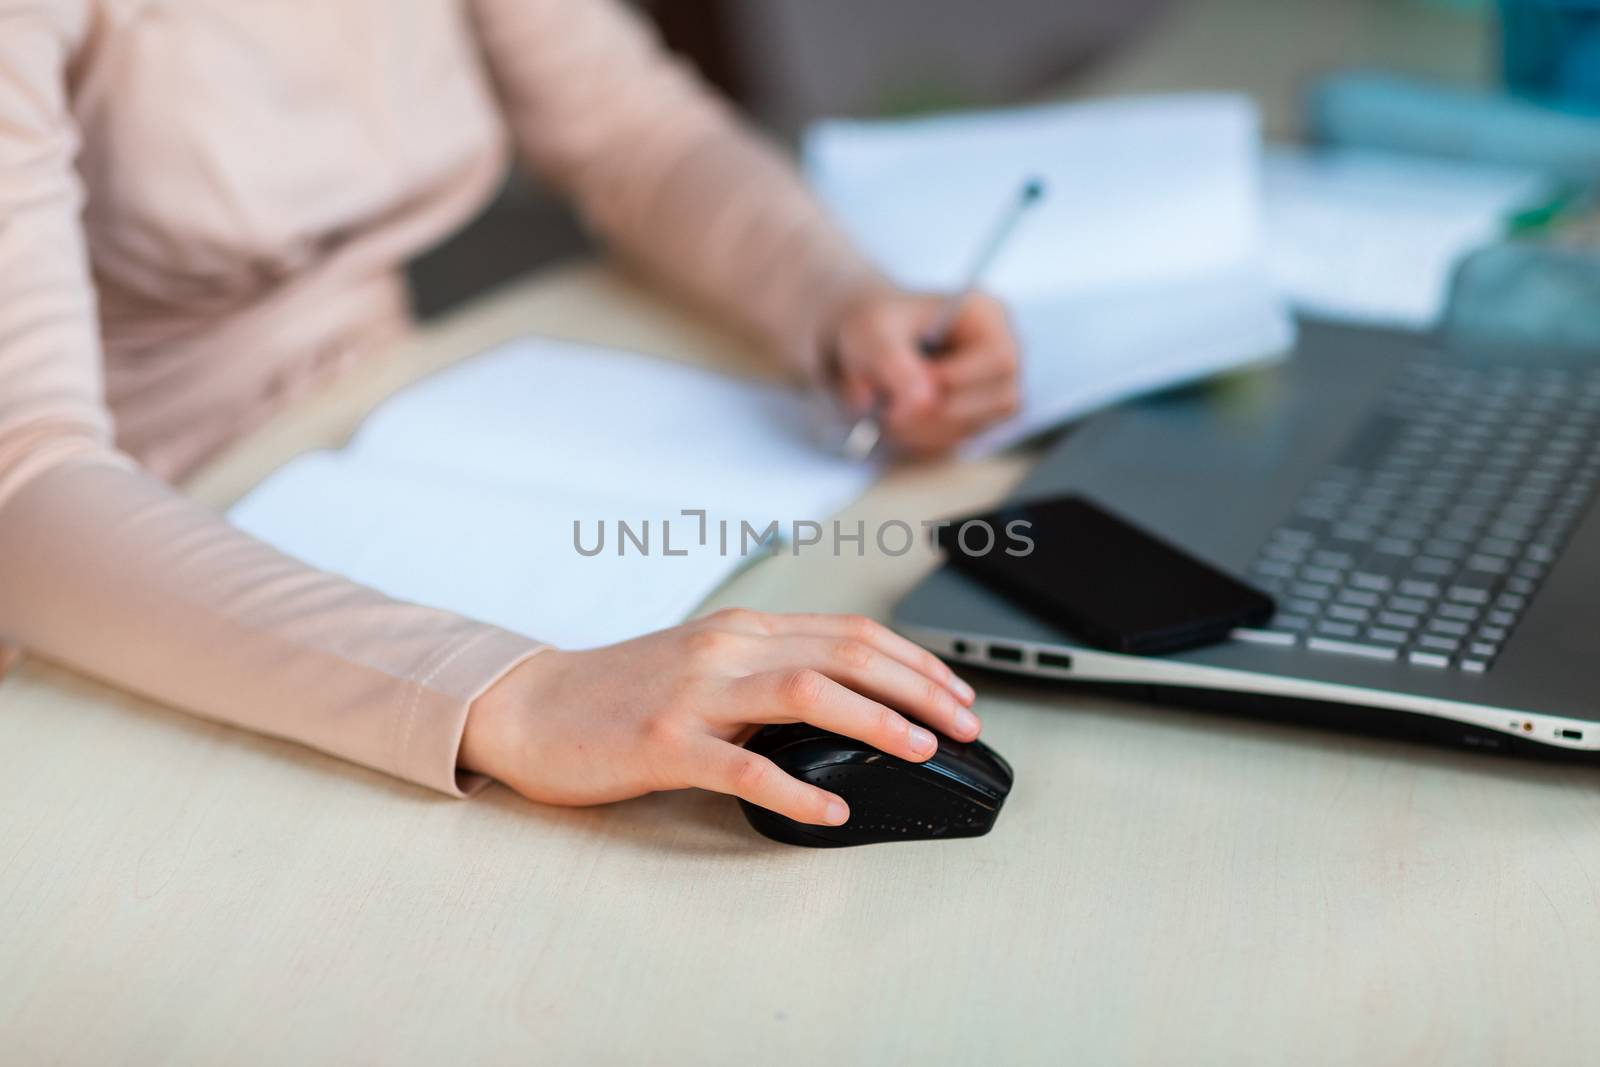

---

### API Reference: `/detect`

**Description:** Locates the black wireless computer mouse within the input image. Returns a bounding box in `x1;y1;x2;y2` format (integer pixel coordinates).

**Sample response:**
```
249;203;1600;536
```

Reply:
738;722;1014;848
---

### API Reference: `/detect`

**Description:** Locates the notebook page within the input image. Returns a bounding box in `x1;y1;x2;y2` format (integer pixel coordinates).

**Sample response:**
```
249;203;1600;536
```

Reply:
228;339;880;648
346;338;877;525
805;94;1267;301
230;453;756;649
973;266;1293;455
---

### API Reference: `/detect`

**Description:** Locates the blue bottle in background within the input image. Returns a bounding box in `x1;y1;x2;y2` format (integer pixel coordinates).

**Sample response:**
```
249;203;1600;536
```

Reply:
1500;0;1600;112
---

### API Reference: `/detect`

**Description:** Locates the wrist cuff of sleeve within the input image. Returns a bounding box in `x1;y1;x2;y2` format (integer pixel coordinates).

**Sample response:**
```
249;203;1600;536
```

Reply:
396;627;549;797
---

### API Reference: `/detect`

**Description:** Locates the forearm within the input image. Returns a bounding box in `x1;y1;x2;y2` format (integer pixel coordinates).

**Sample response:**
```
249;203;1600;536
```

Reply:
0;458;542;794
584;125;888;379
472;0;886;378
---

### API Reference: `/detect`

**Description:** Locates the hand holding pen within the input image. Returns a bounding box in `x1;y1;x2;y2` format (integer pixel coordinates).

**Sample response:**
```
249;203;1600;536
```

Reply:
826;179;1044;459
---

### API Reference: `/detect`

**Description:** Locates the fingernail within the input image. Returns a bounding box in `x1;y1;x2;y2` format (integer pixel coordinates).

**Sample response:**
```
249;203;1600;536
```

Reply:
955;708;981;738
951;675;976;703
825;800;850;825
908;725;937;756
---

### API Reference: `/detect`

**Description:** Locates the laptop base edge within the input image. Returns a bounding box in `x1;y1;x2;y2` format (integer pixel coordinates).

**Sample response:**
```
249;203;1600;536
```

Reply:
898;622;1600;761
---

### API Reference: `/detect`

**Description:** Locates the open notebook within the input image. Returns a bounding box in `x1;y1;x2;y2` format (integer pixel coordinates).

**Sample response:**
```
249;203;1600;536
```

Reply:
230;339;877;649
804;93;1296;454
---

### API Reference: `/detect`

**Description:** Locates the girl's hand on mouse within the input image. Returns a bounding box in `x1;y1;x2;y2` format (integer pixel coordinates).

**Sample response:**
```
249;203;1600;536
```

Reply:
827;285;1022;457
460;609;980;826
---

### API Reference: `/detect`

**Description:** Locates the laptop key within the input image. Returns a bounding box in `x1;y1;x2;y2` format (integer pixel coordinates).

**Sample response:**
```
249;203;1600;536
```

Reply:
1424;540;1467;560
1275;524;1326;546
1307;637;1399;661
1232;628;1299;647
1272;527;1318;547
1264;543;1306;563
1409;651;1451;668
1300;565;1345;585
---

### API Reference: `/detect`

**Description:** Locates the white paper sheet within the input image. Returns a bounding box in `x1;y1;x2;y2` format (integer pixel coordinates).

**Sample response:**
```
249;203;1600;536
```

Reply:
1261;146;1551;329
230;339;878;649
977;267;1291;454
805;93;1296;454
347;341;875;522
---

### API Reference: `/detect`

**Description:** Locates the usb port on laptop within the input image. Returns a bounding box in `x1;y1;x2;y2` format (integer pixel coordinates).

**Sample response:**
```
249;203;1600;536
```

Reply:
986;643;1024;664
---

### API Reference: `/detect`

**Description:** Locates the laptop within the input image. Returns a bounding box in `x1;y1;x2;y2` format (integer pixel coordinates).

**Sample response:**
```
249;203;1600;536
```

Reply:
894;319;1600;757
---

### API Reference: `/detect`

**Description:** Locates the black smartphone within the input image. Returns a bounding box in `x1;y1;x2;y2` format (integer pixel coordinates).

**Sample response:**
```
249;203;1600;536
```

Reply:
936;494;1274;655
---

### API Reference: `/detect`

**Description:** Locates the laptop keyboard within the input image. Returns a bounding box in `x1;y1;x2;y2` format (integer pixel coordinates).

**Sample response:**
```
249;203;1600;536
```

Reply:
1234;360;1600;673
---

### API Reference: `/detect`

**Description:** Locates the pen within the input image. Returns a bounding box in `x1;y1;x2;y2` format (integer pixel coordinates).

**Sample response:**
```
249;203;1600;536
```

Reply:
840;177;1047;461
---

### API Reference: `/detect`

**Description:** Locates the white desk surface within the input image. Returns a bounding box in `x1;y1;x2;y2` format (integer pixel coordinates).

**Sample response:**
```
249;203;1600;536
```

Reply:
12;5;1599;1065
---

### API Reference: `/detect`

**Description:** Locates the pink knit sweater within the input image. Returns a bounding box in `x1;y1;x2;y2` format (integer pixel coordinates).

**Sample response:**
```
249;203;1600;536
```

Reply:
0;0;880;793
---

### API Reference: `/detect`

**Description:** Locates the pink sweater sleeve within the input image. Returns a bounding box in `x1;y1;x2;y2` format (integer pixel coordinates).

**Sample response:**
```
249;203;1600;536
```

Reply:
0;5;543;796
469;0;887;378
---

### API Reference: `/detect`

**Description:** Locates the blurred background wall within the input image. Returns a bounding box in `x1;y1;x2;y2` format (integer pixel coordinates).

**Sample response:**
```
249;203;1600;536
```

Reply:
655;0;1169;134
409;0;1172;317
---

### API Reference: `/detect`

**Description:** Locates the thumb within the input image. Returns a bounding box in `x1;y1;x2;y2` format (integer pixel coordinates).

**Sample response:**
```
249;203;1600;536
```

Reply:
836;363;877;416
